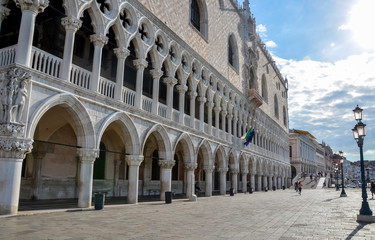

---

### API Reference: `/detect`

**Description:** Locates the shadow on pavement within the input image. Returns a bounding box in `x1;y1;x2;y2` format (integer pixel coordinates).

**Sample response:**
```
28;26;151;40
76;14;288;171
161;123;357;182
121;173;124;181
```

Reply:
345;224;366;240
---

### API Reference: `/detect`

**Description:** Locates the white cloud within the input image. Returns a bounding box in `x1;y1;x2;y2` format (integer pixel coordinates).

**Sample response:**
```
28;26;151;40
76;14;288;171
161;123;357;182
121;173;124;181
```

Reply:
257;24;267;33
330;43;335;47
265;41;277;48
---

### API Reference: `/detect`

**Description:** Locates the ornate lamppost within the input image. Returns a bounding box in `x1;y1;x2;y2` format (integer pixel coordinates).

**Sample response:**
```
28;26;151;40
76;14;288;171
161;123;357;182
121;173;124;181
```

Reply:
335;164;339;191
339;151;347;197
352;105;375;223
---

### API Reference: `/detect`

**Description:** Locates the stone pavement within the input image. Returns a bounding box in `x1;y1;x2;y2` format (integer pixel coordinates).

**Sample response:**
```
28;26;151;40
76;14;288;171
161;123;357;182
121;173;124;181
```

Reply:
1;188;375;240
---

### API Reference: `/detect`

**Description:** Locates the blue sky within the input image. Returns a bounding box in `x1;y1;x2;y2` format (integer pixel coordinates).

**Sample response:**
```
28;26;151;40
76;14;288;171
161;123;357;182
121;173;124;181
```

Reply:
241;0;375;161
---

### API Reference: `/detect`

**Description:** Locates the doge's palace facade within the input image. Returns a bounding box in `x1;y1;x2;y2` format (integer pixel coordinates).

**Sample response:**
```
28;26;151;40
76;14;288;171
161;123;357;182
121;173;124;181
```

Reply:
0;0;290;215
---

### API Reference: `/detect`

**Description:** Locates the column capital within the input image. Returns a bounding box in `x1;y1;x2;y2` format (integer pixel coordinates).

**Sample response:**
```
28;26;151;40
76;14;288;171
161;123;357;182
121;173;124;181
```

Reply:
126;155;144;166
113;47;130;60
0;5;10;21
77;148;99;164
150;69;163;79
0;136;33;159
203;166;215;173
218;167;228;173
15;0;49;14
227;114;233;120
176;84;188;93
184;162;197;170
231;169;240;175
133;59;148;70
158;159;175;169
206;101;214;108
242;170;249;175
197;96;207;103
162;77;178;86
221;110;227;117
61;16;82;32
90;34;108;47
188;91;197;99
213;106;221;113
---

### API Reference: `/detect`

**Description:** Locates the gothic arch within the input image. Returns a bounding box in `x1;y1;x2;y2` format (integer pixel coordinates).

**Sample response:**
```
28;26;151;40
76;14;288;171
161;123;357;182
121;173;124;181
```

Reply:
141;124;172;161
261;74;268;102
173;132;195;164
190;0;208;39
27;93;95;149
197;139;213;166
214;145;227;168
228;33;239;71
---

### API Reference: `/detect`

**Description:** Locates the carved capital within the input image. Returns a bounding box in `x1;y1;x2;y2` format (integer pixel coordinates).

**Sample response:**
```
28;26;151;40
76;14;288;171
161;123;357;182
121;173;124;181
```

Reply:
114;47;130;60
90;34;108;47
184;162;197;171
162;77;177;86
176;84;188;93
242;170;249;175
221;110;227;117
126;155;144;166
0;123;25;137
158;159;175;169
206;101;214;108
188;91;197;99
0;136;33;159
149;69;163;79
61;16;82;32
197;96;206;103
203;166;215;173
15;0;49;14
77;148;99;164
231;169;240;175
218;167;228;173
133;59;148;70
213;106;221;113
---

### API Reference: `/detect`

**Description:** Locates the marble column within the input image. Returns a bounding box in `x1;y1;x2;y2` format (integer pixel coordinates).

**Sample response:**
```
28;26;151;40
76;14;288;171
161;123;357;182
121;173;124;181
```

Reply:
15;0;48;67
113;47;130;100
231;169;239;193
125;155;143;204
219;167;228;195
163;77;177;119
206;101;214;135
227;112;232;142
185;163;197;200
282;176;285;188
198;96;206;131
90;34;108;92
150;69;163;114
159;159;175;201
31;145;48;200
61;16;82;81
203;166;214;197
250;174;255;191
269;176;273;190
257;174;262;191
189;91;197;128
213;106;221;137
263;175;268;191
133;59;148;109
176;85;187;124
77;148;99;208
242;170;249;193
221;110;227;138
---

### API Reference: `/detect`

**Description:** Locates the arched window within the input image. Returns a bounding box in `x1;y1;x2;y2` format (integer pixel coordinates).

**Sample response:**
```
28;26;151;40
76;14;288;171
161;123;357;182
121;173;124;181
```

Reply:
261;74;268;102
249;68;255;89
274;95;279;119
228;34;239;71
283;106;287;126
190;0;208;39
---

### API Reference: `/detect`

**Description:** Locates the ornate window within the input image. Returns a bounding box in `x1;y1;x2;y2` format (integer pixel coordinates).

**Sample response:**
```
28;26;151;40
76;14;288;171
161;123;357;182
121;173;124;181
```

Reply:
190;0;208;39
191;0;200;31
261;74;268;102
274;95;279;119
283;106;287;126
228;34;239;71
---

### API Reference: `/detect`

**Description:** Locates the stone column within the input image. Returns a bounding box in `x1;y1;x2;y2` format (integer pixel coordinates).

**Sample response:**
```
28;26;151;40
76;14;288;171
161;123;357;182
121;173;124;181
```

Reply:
90;34;108;92
185;163;197;199
133;59;148;109
282;176;285;188
159;159;175;201
206;101;214;135
60;16;82;81
0;124;33;215
250;174;255;191
163;77;177;119
263;175;268;191
242;170;249;193
233;111;238;138
31;142;52;200
176;85;187;123
15;0;48;66
0;4;10;33
231;169;239;193
125;155;143;204
113;47;130;100
219;167;228;195
269;176;273;190
213;106;221;137
221;110;227;137
189;91;197;128
203;166;214;197
198;96;206;131
77;148;99;208
150;69;163;114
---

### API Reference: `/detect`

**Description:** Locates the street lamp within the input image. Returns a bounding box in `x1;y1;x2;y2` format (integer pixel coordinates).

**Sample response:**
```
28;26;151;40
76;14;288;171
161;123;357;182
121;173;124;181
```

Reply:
335;163;339;191
352;105;375;223
339;151;347;197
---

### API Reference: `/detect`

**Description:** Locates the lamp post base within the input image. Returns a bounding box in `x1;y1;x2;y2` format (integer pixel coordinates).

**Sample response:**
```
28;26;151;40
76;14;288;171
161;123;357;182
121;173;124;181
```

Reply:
340;193;347;197
357;214;375;223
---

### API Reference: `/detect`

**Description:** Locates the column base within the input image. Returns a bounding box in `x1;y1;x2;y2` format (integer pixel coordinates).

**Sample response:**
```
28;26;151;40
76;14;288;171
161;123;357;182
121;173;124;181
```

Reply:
357;214;375;223
189;194;197;202
0;204;18;215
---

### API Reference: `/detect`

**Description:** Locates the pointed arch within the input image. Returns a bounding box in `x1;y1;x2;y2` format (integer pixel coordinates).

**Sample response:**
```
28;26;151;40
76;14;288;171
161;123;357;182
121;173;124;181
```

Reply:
141;124;172;161
174;132;195;164
197;139;213;166
214;145;227;168
228;33;239;71
190;0;208;39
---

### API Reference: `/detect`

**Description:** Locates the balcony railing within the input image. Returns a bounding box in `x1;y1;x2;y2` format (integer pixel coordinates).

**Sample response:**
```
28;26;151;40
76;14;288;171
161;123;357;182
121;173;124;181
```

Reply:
0;45;16;67
142;95;153;113
31;47;62;78
123;88;136;106
172;109;179;122
99;77;115;98
158;103;167;118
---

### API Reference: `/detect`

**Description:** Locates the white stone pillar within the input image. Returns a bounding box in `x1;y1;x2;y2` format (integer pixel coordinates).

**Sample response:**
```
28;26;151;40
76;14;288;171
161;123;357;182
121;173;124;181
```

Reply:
282;176;285;188
176;85;187;123
242;171;248;193
185;163;197;199
150;69;163;114
125;155;143;204
231;169;238;193
77;148;99;208
159;159;175;201
31;150;45;199
60;16;82;81
269;176;273;190
203;166;214;197
206;101;214;135
163;77;177;119
250;174;255;191
263;175;268;191
257;175;262;191
189;91;197;128
221;110;227;137
15;0;48;67
219;167;228;195
133;59;148;109
113;47;130;100
233;112;238;137
213;106;221;137
198;96;206;131
90;34;108;92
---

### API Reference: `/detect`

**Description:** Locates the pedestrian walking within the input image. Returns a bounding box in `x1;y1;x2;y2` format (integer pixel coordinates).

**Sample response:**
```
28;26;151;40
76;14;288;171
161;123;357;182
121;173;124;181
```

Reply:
371;181;375;200
298;181;303;195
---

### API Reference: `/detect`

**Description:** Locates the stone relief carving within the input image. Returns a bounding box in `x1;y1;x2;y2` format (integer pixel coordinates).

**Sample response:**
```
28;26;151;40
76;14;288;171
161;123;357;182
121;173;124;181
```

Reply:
0;68;30;124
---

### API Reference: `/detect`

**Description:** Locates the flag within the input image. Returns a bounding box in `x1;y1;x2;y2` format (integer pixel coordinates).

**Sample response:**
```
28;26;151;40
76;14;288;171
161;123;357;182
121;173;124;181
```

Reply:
241;127;255;146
